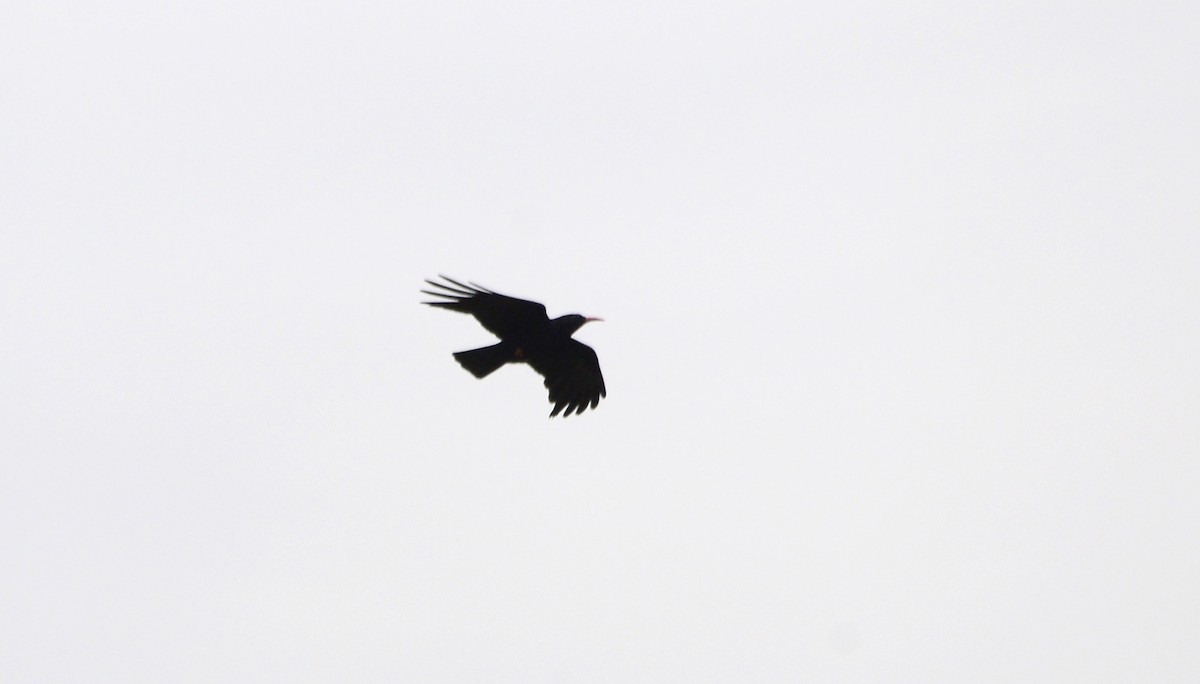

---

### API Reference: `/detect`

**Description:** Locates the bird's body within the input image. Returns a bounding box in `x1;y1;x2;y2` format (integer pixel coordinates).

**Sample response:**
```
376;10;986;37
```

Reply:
422;276;606;417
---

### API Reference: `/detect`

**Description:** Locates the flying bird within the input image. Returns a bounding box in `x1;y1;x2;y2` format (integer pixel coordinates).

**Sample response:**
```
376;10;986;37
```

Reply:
422;276;606;417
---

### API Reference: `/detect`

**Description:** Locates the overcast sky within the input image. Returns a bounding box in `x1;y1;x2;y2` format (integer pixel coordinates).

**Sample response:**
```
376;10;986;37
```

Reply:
3;1;1198;682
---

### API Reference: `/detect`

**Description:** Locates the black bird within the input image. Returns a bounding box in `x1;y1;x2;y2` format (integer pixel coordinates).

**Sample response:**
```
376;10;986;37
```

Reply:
422;276;606;417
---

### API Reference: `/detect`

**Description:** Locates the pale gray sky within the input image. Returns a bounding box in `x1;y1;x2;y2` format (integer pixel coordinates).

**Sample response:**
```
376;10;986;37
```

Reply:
3;1;1198;682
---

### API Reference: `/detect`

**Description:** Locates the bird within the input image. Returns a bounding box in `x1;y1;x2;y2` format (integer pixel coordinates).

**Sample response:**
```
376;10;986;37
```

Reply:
422;276;606;417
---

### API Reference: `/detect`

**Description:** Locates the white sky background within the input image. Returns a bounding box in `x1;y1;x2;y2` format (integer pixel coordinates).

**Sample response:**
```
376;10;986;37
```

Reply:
3;1;1198;681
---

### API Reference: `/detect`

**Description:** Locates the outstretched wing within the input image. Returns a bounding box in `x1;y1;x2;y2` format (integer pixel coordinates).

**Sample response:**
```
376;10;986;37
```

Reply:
422;275;549;339
526;340;607;418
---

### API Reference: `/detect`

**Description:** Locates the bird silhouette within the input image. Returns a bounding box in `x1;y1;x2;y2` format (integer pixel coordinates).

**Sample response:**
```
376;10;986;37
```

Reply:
422;276;606;417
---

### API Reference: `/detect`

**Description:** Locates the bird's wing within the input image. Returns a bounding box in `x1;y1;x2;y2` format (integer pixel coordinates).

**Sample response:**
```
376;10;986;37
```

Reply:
421;276;549;339
526;340;607;418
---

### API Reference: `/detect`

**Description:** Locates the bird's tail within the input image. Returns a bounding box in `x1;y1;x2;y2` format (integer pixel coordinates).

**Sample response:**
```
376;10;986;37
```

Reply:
453;344;509;379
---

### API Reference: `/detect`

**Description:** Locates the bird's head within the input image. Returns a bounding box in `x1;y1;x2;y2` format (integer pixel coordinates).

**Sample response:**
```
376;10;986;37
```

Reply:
553;314;604;336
